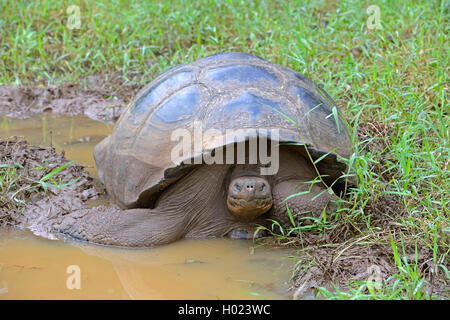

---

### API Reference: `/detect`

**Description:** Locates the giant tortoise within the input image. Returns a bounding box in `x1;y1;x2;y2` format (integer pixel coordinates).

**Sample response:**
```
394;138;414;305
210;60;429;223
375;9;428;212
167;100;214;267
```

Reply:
55;52;352;247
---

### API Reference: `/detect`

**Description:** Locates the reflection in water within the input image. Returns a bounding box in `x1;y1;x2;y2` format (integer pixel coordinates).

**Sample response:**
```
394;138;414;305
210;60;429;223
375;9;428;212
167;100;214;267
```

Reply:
0;115;294;299
0;114;114;177
0;229;293;299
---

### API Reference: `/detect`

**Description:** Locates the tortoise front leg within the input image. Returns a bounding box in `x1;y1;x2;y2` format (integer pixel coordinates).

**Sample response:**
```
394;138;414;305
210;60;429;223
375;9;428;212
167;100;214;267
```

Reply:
54;206;186;247
270;180;338;228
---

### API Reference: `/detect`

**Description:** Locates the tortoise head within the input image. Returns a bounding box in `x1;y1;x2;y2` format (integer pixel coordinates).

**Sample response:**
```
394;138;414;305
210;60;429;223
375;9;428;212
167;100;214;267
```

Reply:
226;167;273;220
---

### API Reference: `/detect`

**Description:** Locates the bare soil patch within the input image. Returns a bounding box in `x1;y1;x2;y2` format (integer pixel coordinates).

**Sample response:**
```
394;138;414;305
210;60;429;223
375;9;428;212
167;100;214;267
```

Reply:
0;77;138;122
0;138;99;234
289;238;446;298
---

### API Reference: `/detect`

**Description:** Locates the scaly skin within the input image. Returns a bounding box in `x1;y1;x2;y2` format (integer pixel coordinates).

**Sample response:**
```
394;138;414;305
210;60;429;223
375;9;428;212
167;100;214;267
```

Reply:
54;164;269;247
54;148;338;247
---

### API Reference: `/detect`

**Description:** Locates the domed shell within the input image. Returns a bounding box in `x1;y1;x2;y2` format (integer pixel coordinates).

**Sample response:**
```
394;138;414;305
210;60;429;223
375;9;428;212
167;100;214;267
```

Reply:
94;52;353;209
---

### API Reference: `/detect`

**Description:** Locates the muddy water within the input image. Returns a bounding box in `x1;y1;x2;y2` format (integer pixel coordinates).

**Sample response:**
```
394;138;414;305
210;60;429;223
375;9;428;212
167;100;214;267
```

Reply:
0;229;293;299
0;114;114;177
0;115;294;299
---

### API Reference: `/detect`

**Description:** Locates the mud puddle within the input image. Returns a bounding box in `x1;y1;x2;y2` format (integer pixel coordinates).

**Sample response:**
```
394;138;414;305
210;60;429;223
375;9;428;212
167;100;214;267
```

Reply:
0;115;294;299
1;114;113;177
0;229;293;299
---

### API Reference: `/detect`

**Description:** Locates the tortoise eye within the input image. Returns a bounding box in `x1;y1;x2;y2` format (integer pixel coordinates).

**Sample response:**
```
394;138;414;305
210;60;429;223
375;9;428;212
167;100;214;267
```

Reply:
234;184;242;192
260;183;266;191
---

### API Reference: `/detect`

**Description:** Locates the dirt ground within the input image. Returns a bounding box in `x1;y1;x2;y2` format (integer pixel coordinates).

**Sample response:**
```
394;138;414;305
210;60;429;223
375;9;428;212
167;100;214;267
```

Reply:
279;234;444;299
0;138;100;236
0;76;138;122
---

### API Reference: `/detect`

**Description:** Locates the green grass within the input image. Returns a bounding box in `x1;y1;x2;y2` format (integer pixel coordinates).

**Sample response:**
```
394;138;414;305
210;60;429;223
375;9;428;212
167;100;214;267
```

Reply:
0;160;78;202
0;0;448;299
0;157;78;229
316;234;449;300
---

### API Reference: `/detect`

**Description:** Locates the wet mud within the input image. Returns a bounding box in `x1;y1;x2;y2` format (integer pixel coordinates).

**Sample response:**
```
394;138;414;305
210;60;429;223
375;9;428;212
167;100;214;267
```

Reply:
0;138;99;233
0;80;134;122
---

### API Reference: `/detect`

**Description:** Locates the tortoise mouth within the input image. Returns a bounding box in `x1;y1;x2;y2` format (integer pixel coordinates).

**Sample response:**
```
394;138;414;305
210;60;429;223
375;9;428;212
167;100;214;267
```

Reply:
227;196;273;220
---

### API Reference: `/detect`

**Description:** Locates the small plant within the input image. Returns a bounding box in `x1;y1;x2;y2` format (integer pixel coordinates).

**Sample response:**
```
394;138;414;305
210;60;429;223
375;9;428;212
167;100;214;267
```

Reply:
0;163;23;194
240;291;268;300
2;161;80;204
